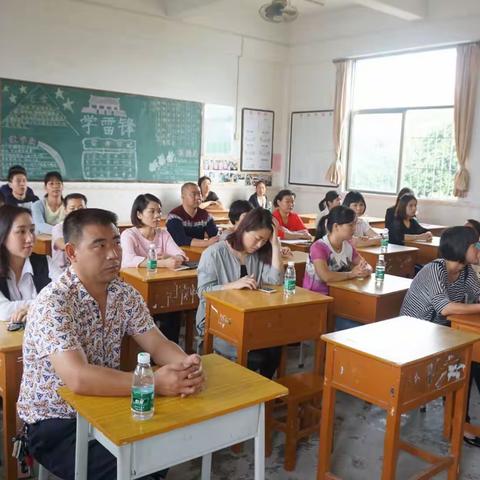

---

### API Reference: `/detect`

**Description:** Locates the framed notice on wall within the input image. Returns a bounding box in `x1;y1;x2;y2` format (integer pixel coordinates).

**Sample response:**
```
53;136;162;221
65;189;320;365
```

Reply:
240;108;274;171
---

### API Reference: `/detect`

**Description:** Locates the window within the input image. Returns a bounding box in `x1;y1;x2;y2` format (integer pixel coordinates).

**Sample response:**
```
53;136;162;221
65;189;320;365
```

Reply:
347;48;457;198
203;104;234;156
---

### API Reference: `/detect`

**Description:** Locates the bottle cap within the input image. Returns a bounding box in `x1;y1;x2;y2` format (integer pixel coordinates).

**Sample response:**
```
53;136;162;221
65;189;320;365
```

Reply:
149;243;156;249
287;261;295;267
137;352;150;364
378;254;385;260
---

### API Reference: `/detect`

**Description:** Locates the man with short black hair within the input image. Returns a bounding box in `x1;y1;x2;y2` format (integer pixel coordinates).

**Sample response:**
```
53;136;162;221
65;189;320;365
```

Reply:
18;208;204;479
0;165;38;208
166;182;219;247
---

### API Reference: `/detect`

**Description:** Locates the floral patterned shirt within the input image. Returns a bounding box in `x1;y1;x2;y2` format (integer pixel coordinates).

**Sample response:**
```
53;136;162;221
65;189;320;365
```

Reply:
17;267;154;424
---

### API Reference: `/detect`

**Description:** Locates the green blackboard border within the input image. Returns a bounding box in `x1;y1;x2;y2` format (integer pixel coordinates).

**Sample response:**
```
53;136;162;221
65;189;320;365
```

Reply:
0;77;204;183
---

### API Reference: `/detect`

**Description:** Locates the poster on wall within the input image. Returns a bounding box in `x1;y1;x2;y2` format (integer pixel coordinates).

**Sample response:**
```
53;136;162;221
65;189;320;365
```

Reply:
204;170;272;186
240;108;274;172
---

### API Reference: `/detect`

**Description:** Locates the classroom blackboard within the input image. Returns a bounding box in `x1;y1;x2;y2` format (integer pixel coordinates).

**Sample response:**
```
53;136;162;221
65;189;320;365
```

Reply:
288;110;337;187
0;79;202;182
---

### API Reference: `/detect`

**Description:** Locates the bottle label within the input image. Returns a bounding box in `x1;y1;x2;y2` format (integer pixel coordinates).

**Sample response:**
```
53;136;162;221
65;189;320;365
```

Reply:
381;238;388;248
131;385;154;413
147;258;157;270
284;278;296;292
375;267;385;280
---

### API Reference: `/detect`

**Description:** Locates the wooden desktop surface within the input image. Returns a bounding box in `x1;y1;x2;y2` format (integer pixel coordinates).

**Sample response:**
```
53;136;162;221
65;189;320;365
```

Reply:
322;316;479;366
448;313;480;363
59;353;287;446
327;274;412;324
33;233;52;256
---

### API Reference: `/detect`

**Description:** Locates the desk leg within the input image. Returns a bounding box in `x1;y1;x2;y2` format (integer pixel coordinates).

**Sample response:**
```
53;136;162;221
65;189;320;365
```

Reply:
317;348;336;480
254;403;265;480
117;444;132;480
382;408;400;480
448;351;472;480
183;311;195;354
75;414;89;480
201;453;212;480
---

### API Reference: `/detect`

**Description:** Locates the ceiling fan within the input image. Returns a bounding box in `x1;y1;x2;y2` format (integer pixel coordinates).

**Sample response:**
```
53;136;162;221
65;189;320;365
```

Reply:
259;0;325;23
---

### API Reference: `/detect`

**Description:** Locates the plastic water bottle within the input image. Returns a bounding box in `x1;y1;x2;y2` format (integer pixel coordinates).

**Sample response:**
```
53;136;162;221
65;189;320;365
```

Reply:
380;228;389;253
131;352;155;421
375;254;385;287
284;261;296;297
147;243;157;274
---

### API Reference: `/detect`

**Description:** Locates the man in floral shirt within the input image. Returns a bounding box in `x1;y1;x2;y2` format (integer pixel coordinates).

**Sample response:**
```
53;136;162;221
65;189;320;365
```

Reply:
17;208;204;479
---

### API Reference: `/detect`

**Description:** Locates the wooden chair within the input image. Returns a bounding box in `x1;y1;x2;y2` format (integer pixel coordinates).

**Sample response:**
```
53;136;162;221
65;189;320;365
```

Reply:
266;371;323;471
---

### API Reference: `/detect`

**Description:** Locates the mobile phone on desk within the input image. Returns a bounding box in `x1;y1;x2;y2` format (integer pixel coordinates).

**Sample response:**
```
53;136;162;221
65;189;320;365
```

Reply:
257;286;276;294
7;322;24;332
174;261;198;271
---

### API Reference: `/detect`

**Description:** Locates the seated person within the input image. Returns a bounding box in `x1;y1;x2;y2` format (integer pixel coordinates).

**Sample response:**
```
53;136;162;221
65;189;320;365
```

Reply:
0;205;50;324
198;175;223;210
17;208;204;480
316;190;341;228
389;194;432;246
342;191;380;248
400;226;480;447
50;193;87;279
466;219;480;280
121;193;187;343
32;171;65;234
248;180;269;209
0;165;38;209
196;208;284;378
0;191;5;207
220;199;254;238
166;182;219;247
303;205;372;330
385;187;413;230
272;189;312;241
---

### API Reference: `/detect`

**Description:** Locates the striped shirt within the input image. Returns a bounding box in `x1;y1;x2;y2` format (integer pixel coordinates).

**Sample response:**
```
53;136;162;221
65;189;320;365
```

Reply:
166;205;218;246
400;259;480;325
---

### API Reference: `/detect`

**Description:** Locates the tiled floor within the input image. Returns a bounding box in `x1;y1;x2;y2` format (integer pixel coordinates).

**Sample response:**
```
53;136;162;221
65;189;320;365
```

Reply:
2;342;479;479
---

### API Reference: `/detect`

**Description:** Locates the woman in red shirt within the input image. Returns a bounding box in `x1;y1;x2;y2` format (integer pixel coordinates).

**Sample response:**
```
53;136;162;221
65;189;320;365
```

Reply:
272;189;312;240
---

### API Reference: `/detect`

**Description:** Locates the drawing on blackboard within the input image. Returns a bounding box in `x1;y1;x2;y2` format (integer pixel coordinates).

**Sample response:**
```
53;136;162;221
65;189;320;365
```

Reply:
1;85;78;132
80;96;137;180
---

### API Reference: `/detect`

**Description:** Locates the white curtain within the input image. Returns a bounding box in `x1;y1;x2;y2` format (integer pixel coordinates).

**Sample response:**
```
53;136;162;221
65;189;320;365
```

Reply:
326;59;353;185
453;43;480;197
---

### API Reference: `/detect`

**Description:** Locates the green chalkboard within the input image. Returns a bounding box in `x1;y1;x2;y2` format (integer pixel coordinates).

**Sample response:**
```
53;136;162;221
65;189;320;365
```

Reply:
0;79;202;182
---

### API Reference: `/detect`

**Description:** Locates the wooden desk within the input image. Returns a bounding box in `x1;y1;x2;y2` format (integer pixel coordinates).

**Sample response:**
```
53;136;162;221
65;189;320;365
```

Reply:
447;313;480;438
363;216;385;228
420;223;447;236
33;233;52;256
203;287;332;374
299;213;317;223
214;216;231;225
357;244;418;278
0;324;24;480
327;274;412;324
318;317;479;480
59;354;287;480
405;236;440;265
182;245;206;262
281;241;311;253
207;208;229;219
120;268;198;357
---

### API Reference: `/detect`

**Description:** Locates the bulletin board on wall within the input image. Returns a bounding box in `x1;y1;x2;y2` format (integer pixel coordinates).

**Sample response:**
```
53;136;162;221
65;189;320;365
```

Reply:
240;108;274;172
0;78;202;182
288;109;338;187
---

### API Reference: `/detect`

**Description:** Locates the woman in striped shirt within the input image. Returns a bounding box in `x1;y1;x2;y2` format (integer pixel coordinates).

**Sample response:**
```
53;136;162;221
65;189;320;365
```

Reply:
400;226;480;447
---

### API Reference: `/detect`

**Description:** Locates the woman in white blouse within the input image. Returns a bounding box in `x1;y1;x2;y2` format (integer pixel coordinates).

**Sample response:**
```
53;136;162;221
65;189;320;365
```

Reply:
0;205;50;323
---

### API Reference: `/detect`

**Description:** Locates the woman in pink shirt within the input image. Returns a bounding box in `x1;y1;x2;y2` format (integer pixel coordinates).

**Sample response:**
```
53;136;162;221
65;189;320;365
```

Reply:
121;193;187;343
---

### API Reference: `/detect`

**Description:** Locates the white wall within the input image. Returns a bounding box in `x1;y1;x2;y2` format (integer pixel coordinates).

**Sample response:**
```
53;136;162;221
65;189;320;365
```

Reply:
0;0;287;220
287;2;480;225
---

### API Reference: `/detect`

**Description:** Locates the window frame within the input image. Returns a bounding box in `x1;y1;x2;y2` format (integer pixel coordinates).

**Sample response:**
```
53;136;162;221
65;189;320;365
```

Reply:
346;104;455;196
